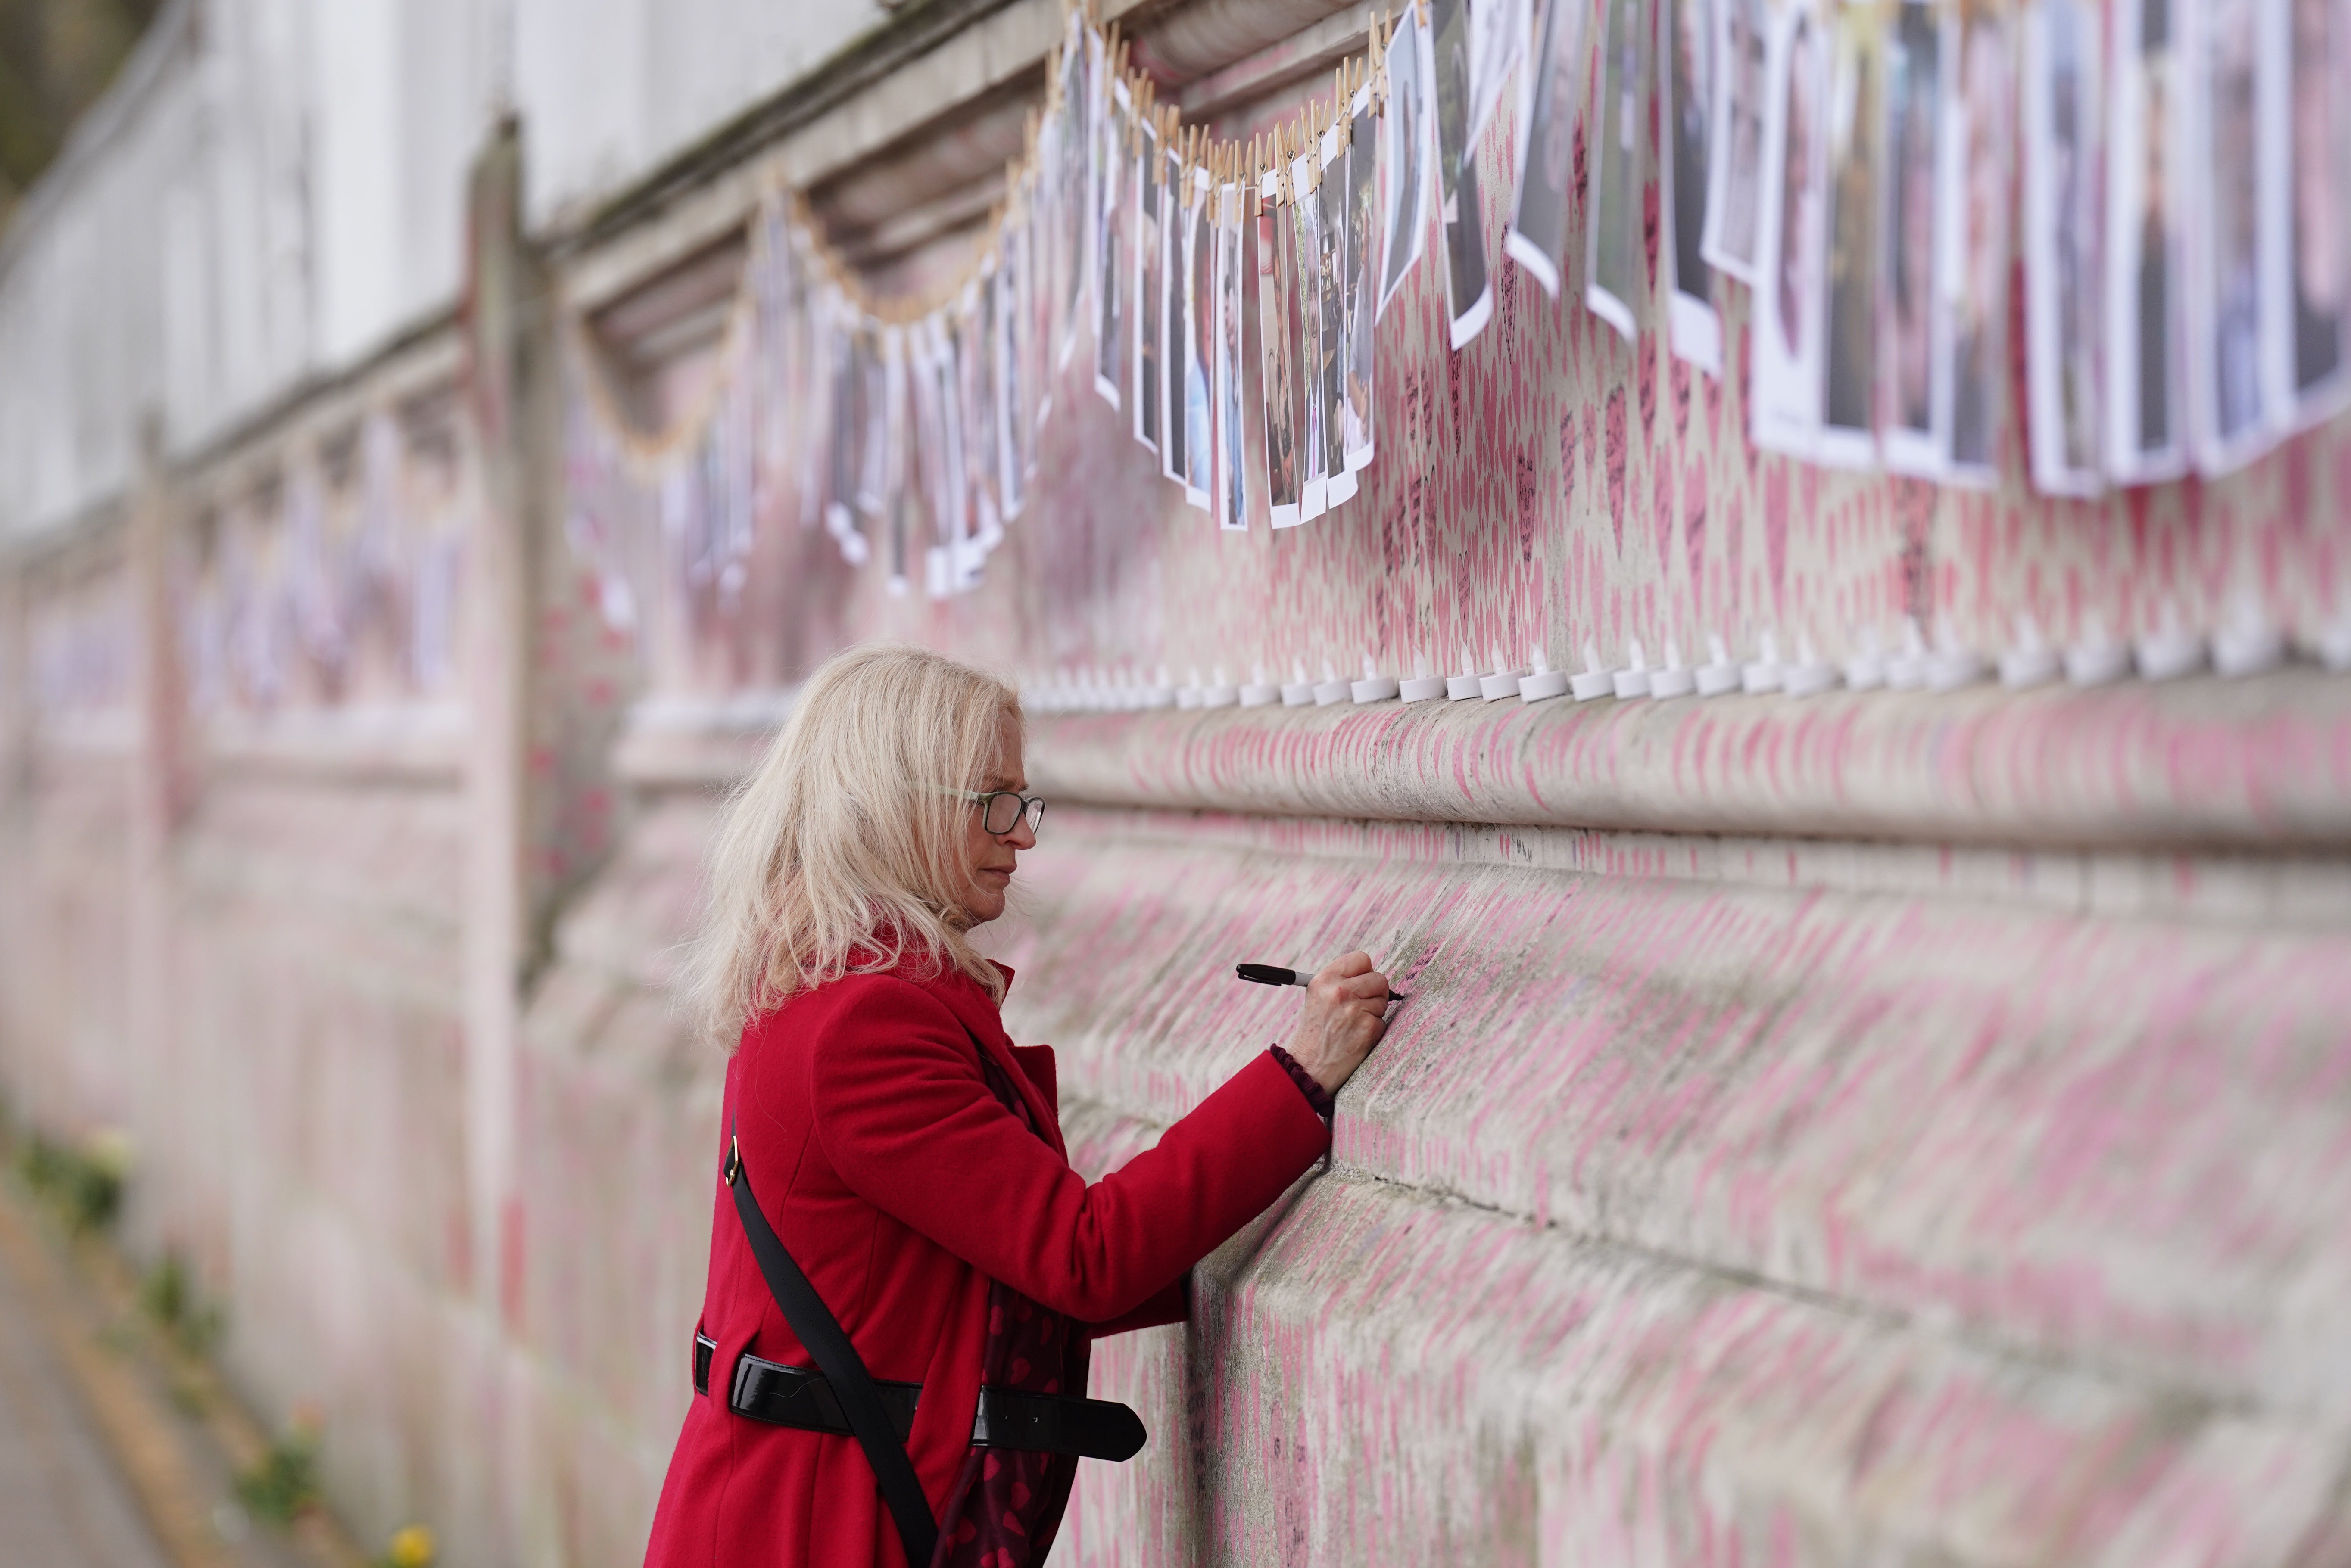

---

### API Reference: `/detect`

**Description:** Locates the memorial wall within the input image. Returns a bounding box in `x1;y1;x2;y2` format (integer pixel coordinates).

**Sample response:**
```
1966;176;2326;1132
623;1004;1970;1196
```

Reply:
3;0;2349;1564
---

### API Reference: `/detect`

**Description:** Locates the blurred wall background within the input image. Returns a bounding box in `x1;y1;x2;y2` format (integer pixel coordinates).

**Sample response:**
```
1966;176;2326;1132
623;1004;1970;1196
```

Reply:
3;2;2351;1566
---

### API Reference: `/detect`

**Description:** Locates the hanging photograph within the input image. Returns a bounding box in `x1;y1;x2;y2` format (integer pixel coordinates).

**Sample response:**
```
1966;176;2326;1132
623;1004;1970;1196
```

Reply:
1703;0;1771;281
1467;0;1532;150
857;319;894;521
1057;22;1090;371
1162;145;1191;490
2103;0;2187;481
1750;0;1830;456
1258;167;1305;527
2287;0;2351;426
1382;8;1432;317
1291;147;1333;520
1506;0;1593;298
994;249;1028;521
1185;165;1216;510
1318;122;1356;506
824;313;873;565
1429;0;1496;346
1818;7;1882;468
1345;84;1381;471
2186;0;2274;473
1662;0;1723;371
956;286;1001;551
881;325;911;594
2024;0;2106;495
1940;5;2014;484
1132;118;1163;453
1094;77;1128;409
1879;0;1948;475
1587;0;1650;342
1216;183;1250;530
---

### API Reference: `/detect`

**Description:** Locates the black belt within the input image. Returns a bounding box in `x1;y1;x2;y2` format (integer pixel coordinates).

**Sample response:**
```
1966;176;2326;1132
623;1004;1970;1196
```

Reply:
708;1342;1145;1461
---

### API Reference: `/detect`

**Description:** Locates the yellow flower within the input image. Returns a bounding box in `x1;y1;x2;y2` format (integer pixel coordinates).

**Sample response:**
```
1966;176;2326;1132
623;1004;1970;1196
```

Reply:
387;1524;436;1568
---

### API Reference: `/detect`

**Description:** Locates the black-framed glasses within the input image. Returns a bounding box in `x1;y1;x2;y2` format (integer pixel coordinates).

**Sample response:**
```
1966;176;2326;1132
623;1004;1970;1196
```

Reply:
942;787;1047;837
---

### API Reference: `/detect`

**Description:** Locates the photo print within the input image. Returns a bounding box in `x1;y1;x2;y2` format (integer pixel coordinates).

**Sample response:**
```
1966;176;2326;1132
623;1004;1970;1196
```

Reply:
1186;164;1215;509
1506;0;1593;298
1345;84;1381;471
1161;143;1189;489
1587;0;1651;342
2103;0;2187;480
1662;0;1722;372
955;288;1001;551
1216;182;1250;530
1093;75;1128;409
1879;0;1948;474
1940;5;2014;484
1467;0;1533;150
2186;0;2274;473
1381;9;1431;317
2288;0;2351;424
1429;0;1495;346
1319;122;1356;507
1057;22;1090;370
1818;7;1882;469
2024;0;2106;495
1750;0;1831;456
1291;146;1333;519
881;324;911;593
1132;117;1163;453
993;248;1028;521
1258;165;1306;527
1703;0;1771;281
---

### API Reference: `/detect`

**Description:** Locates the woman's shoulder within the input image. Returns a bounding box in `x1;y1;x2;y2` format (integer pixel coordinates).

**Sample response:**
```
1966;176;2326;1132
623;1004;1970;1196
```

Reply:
739;964;973;1053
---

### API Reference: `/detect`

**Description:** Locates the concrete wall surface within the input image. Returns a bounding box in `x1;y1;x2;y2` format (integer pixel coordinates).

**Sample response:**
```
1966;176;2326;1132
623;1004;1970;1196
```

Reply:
3;0;2351;1565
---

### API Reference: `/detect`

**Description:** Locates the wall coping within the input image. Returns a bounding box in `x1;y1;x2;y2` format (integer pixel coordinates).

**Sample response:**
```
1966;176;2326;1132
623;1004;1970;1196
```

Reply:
1023;671;2351;851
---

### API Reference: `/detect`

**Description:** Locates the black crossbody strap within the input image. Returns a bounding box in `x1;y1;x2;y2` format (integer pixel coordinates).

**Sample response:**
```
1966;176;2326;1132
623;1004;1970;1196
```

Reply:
727;1120;939;1567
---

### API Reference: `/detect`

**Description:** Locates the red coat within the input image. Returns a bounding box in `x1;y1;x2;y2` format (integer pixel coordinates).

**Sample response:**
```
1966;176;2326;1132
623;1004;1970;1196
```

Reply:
642;958;1332;1568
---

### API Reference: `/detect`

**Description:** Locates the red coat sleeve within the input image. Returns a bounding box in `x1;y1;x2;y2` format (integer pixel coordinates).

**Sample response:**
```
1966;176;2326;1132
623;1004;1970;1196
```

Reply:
807;977;1330;1323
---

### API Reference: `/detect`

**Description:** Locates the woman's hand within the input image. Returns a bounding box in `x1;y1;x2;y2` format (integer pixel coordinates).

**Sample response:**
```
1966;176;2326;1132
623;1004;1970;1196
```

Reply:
1284;952;1393;1095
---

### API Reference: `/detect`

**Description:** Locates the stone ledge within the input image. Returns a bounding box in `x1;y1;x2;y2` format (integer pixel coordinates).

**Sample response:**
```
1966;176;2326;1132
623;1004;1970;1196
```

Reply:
1026;670;2351;851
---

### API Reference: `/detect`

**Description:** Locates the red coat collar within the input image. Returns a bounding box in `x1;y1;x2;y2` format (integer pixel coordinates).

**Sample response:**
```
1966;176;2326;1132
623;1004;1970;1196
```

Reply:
882;954;1063;1157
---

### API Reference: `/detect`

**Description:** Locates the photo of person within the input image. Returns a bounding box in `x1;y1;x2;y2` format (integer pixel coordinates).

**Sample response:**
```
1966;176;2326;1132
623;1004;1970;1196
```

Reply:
2291;0;2349;419
1318;124;1356;506
2191;0;2267;470
994;250;1027;520
1183;167;1215;508
2024;0;2105;496
1879;0;1944;473
1257;168;1304;527
1093;77;1127;410
1132;121;1162;453
2104;0;2186;480
1819;11;1879;466
1381;11;1431;317
1750;0;1828;456
1216;185;1249;530
1429;0;1494;347
1943;9;2013;482
1663;0;1722;372
1161;146;1189;489
1466;0;1531;151
1291;149;1332;520
1504;0;1591;298
1704;0;1770;281
1587;0;1648;341
1345;91;1381;470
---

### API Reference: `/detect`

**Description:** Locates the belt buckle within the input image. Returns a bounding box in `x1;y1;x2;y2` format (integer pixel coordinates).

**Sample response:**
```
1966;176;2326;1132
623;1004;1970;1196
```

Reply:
723;1135;740;1186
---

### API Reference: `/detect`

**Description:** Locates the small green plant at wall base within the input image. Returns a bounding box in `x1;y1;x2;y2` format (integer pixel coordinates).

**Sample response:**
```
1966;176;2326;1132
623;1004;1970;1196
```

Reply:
140;1253;224;1353
19;1131;128;1233
234;1429;320;1524
377;1524;437;1568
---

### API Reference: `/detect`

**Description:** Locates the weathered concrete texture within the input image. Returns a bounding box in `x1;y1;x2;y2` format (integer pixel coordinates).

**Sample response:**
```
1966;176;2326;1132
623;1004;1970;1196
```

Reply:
989;807;2351;1563
1023;675;2351;851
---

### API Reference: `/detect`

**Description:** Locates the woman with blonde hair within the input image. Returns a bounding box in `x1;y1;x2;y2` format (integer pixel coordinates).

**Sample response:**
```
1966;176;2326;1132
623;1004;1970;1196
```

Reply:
644;643;1391;1568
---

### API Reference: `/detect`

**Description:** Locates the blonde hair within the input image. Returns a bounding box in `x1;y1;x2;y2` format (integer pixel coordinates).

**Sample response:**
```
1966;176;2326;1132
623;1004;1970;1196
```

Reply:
687;642;1022;1048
